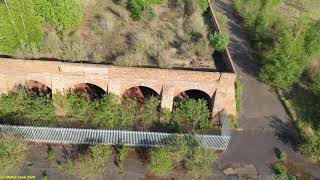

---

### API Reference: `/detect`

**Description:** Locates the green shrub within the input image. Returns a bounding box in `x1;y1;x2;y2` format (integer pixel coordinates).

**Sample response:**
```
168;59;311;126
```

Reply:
0;0;44;54
209;32;229;52
128;0;161;20
32;0;85;30
186;146;218;177
260;23;308;90
148;148;174;176
136;96;160;129
63;145;111;180
289;175;297;180
172;99;211;132
272;163;288;180
233;0;281;46
168;136;218;178
0;133;28;175
0;89;56;126
278;150;287;161
196;0;208;13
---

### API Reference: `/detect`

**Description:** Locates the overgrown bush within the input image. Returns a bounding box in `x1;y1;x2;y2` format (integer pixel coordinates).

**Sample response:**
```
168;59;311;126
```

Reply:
62;145;111;180
186;145;218;177
172;99;211;132
168;136;218;178
128;0;162;20
209;32;229;52
0;133;28;175
260;21;309;90
135;96;161;129
148;148;174;176
32;0;85;30
234;0;281;46
0;89;56;126
0;0;44;54
196;0;208;13
272;163;288;180
278;150;287;161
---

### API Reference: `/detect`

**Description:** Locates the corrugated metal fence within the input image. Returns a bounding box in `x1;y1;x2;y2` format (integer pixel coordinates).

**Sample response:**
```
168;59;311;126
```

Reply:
0;124;231;150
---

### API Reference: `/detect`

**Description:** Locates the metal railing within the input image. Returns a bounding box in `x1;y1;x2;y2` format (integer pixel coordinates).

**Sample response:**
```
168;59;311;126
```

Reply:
0;124;231;150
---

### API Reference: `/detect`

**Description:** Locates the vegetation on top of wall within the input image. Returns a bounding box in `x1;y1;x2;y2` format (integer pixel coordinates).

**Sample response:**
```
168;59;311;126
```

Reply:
209;32;229;52
0;0;44;54
128;0;163;20
32;0;86;30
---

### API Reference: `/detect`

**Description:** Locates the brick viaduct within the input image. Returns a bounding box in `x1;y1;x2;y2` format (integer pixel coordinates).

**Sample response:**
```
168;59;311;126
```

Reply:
0;58;236;120
0;0;237;121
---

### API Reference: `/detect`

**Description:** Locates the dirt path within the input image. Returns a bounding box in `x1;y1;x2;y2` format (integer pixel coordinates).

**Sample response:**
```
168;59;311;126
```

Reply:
213;0;320;178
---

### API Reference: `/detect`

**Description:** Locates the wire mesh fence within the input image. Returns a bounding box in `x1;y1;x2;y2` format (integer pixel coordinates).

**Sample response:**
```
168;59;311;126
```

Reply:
0;124;231;150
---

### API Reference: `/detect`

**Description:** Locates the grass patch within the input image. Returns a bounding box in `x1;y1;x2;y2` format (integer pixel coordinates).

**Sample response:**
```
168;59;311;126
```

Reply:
228;114;238;128
0;133;28;175
271;161;312;180
148;135;218;178
235;80;242;113
0;0;44;54
278;84;320;160
61;145;111;180
47;149;56;161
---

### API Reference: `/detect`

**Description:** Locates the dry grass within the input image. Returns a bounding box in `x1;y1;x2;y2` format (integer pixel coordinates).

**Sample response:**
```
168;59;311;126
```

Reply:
281;0;320;21
27;0;217;68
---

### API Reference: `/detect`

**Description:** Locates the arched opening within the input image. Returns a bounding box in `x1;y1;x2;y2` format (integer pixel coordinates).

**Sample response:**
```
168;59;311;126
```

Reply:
174;89;211;109
25;80;52;98
123;86;160;106
71;83;106;100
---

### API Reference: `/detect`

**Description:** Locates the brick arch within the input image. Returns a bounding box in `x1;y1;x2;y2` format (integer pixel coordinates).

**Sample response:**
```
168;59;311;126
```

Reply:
173;89;213;109
120;83;162;96
25;80;53;97
68;82;106;99
64;79;107;93
25;80;52;91
174;86;215;98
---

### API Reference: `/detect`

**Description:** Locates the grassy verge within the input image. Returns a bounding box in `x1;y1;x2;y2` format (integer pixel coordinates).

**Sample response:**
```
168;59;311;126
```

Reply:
60;145;111;179
277;86;320;160
235;80;242;113
0;133;28;175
